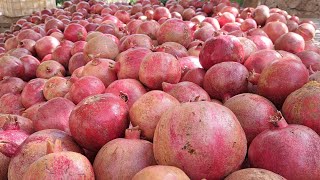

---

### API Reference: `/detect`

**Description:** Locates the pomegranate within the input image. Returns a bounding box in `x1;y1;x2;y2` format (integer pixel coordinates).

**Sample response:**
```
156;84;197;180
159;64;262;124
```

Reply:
0;93;24;115
19;55;40;81
81;58;117;87
199;35;245;70
22;102;46;122
274;32;305;54
162;81;210;103
153;7;171;21
120;34;153;51
51;43;73;68
0;119;30;157
4;37;19;51
263;21;288;43
154;42;189;58
34;36;60;60
156;18;193;48
193;26;215;42
240;18;257;32
132;165;190;180
296;50;320;73
36;60;66;79
257;58;309;108
266;13;287;24
225;168;286;180
8;129;83;180
93;127;156;179
249;115;320;180
287;20;299;32
252;5;270;26
244;49;282;75
23;140;94;180
16;29;42;42
105;79;147;109
71;41;86;55
139;52;181;90
203;62;249;102
34;97;75;134
181;68;206;87
154;101;247;179
64;23;87;42
238;37;258;60
0;77;26;98
68;52;87;74
182;8;196;21
114;47;151;80
224;93;278;144
21;78;46;109
0;153;10;180
43;77;71;100
84;35;119;61
69;76;105;104
0;114;34;134
295;23;316;41
129;90;179;141
282;81;320;135
0;55;24;79
69;93;129;152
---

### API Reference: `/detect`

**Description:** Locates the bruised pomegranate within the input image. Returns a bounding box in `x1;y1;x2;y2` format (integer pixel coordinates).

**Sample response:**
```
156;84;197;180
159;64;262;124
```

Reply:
153;101;247;179
93;127;156;179
105;79;147;109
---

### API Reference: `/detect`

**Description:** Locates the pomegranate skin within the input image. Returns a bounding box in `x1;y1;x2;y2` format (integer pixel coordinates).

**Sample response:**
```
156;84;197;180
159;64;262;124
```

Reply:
23;152;94;180
153;101;247;179
69;93;129;152
225;168;286;180
132;165;190;180
64;23;87;42
0;55;24;80
35;36;60;60
282;82;320;135
249;121;320;180
224;93;278;144
0;77;26;98
0;153;10;180
203;62;249;102
199;35;245;70
181;68;206;87
0;93;24;115
274;32;305;54
139;52;181;90
257;59;309;108
296;50;320;73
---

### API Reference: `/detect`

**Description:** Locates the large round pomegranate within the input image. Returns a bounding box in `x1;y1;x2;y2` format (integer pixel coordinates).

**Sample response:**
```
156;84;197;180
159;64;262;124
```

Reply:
257;58;309;108
64;23;87;42
129;90;179;141
224;93;278;144
249;116;320;180
282;81;320;135
69;93;129;152
93;127;156;179
153;101;247;179
225;168;286;180
156;18;193;48
132;165;190;180
84;35;119;61
139;52;181;90
21;78;46;108
199;35;245;70
274;32;305;54
34;36;60;60
203;62;249;102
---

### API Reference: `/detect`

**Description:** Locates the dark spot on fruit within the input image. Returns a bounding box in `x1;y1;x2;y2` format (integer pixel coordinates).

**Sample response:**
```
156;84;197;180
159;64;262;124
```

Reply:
182;142;196;154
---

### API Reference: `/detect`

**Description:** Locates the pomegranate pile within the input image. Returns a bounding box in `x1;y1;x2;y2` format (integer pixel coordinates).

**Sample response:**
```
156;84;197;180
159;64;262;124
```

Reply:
1;0;320;179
